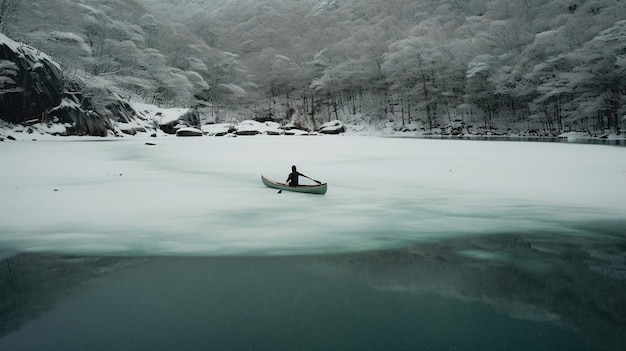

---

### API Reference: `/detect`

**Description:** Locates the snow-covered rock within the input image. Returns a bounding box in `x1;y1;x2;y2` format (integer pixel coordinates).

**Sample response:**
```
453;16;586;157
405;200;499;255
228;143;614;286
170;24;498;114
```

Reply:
176;127;203;137
284;129;311;136
318;120;345;134
235;120;284;136
0;33;64;125
0;34;140;137
202;123;235;136
131;102;191;135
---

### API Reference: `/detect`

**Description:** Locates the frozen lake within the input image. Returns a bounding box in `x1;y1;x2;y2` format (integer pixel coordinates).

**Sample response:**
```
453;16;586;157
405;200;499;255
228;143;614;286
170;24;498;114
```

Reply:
1;136;625;350
1;136;625;255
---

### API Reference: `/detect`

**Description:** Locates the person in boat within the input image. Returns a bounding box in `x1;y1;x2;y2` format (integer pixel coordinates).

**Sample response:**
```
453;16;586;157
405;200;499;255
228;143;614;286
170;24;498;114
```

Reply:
286;165;305;186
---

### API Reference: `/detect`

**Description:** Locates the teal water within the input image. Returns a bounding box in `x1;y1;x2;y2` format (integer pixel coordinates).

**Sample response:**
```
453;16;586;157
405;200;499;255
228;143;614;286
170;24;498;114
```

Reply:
2;234;624;350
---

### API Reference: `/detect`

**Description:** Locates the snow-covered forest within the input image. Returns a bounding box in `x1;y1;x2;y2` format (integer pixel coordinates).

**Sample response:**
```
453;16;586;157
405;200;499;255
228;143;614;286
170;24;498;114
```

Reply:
1;0;625;135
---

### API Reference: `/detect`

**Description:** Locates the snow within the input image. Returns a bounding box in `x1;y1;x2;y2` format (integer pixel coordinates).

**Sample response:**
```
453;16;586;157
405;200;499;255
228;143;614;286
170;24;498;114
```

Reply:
219;83;247;97
235;120;283;135
202;123;232;136
318;120;345;133
1;136;625;257
49;31;92;54
131;102;190;126
30;123;69;135
56;98;80;109
176;127;203;136
0;33;61;71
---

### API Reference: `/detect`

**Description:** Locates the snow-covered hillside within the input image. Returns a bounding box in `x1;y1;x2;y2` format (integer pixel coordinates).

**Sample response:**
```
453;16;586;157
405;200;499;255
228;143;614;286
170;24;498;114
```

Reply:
1;0;625;136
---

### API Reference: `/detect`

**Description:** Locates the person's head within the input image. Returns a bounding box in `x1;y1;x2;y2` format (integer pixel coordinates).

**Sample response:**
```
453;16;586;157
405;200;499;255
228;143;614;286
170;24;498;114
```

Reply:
291;165;297;172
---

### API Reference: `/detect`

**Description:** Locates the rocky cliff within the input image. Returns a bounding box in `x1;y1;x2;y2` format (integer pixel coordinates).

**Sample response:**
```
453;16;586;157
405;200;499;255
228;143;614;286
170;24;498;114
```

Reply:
0;34;142;137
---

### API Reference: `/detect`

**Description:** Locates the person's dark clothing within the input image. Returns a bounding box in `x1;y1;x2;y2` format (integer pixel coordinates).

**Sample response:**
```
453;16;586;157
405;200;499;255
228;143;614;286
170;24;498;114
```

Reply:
286;171;303;186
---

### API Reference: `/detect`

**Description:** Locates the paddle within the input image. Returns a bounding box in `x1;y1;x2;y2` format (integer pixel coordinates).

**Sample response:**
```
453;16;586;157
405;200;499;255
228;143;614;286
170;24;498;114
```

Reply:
302;174;323;185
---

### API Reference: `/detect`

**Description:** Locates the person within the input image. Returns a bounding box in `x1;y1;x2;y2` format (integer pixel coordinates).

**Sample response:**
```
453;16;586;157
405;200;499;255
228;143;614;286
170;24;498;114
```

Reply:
286;165;305;186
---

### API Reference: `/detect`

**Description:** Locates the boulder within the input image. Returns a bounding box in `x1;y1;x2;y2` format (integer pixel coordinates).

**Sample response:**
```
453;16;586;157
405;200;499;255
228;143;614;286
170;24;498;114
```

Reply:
318;120;345;134
50;98;111;136
202;123;235;136
235;120;284;135
235;129;260;136
176;127;203;137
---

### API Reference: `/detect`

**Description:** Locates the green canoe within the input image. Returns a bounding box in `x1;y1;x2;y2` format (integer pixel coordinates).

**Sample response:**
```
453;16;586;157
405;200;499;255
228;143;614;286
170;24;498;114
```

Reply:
261;175;327;195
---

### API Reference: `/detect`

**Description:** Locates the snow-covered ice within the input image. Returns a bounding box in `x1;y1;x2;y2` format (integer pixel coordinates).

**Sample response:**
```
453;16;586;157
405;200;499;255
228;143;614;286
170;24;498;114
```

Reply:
1;136;625;256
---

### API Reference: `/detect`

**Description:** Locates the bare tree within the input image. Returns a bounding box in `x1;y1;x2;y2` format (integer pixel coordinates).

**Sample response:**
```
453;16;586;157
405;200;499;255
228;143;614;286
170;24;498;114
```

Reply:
0;0;19;34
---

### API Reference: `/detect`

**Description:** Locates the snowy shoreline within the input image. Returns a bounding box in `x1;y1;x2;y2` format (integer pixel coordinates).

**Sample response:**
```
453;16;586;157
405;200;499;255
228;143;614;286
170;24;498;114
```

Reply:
1;98;624;143
1;123;625;144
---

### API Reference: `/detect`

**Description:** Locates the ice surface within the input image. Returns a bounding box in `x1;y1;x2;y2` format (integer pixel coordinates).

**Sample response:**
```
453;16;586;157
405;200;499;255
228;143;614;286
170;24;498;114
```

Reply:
1;136;625;256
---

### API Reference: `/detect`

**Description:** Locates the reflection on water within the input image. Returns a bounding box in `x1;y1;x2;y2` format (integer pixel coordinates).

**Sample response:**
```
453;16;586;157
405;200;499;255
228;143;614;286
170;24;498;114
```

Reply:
1;234;625;350
410;135;626;146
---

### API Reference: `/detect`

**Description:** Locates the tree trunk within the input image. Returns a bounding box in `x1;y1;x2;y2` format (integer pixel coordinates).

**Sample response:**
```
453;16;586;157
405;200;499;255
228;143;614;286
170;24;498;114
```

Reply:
610;85;621;134
421;74;433;130
400;98;405;127
407;101;412;123
596;110;604;133
556;95;563;132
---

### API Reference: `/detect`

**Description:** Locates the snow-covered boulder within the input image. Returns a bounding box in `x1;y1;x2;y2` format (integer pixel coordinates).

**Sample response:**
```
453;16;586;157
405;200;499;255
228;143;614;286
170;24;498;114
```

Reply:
50;93;112;136
235;120;284;136
202;123;235;136
284;129;311;136
176;127;203;137
318;120;345;134
131;102;191;135
235;120;261;135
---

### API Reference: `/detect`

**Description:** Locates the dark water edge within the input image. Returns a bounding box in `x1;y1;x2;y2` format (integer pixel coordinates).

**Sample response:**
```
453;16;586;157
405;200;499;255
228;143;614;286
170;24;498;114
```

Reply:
1;234;625;351
395;134;626;146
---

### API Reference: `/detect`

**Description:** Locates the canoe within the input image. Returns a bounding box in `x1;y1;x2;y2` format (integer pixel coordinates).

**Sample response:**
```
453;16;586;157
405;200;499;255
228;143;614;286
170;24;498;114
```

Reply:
261;175;327;195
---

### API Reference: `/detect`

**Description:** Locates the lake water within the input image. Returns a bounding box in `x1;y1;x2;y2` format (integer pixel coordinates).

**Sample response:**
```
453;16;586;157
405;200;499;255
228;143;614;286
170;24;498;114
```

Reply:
413;135;626;147
1;136;625;350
